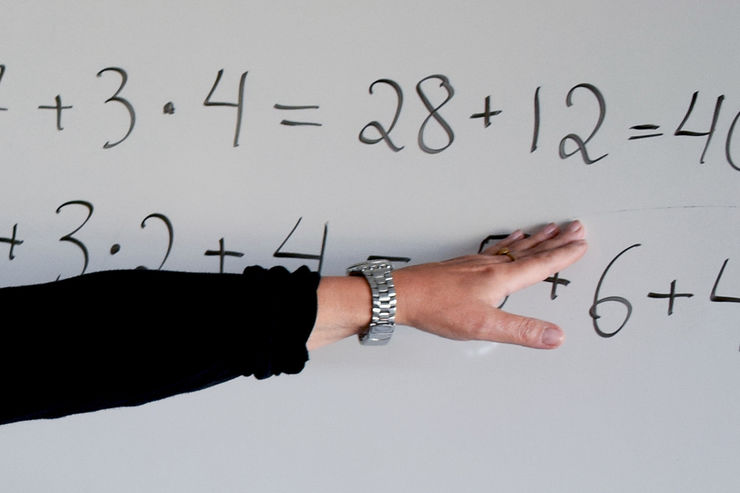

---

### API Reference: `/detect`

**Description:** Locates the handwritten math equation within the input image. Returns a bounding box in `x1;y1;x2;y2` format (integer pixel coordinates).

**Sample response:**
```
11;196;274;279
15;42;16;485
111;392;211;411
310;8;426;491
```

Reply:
477;236;740;349
1;65;739;170
0;202;738;349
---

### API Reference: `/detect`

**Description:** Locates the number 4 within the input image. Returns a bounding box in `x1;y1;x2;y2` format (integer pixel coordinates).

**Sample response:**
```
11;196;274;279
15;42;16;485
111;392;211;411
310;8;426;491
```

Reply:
274;217;328;274
203;69;248;147
675;91;724;164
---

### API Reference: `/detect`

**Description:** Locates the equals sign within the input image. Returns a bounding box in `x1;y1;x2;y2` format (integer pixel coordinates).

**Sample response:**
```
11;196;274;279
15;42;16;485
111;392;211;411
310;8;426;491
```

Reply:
628;124;664;140
274;104;322;126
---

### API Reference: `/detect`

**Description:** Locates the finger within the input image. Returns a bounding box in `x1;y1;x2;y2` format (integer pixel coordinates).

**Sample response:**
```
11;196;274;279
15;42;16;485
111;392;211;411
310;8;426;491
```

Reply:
501;239;587;294
515;220;586;258
479;309;565;349
483;221;585;265
503;222;560;252
482;229;525;253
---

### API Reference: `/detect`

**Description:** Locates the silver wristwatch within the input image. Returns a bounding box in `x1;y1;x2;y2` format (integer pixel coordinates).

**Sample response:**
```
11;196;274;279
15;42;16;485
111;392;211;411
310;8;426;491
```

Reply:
347;259;396;345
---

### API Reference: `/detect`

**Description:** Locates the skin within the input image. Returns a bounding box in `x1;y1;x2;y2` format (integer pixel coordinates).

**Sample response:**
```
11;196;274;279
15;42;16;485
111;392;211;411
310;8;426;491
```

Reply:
308;220;587;350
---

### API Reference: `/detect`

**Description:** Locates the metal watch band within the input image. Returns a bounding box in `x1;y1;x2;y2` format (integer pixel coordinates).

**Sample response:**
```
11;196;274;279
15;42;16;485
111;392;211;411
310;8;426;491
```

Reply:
346;259;396;345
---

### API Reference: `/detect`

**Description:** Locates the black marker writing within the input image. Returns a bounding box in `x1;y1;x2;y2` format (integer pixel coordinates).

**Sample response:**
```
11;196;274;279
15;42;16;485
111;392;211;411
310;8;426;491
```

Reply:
544;272;570;300
97;67;135;149
203;69;248;147
138;213;174;270
647;280;693;315
359;79;404;152
590;243;641;338
55;200;94;277
674;91;724;164
416;74;455;154
530;86;541;152
628;124;663;140
0;224;23;260
273;217;328;274
726;110;739;172
38;95;73;131
710;259;740;303
274;104;322;126
205;238;244;274
470;95;501;128
559;83;607;165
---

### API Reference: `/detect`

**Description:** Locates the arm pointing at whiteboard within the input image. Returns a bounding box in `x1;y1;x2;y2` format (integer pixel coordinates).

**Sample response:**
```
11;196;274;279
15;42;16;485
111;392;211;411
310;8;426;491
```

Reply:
0;220;586;425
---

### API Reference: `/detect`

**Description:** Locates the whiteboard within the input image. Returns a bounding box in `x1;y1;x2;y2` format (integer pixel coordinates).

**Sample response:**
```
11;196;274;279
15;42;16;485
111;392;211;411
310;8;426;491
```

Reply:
1;1;739;492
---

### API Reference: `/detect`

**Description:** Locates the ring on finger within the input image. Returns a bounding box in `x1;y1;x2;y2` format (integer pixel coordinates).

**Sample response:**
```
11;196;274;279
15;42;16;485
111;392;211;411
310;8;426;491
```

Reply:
495;247;516;262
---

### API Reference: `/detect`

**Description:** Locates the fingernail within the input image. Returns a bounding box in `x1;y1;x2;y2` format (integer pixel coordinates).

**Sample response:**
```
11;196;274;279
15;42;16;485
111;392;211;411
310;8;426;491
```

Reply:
508;229;524;240
543;223;558;237
542;326;564;347
567;220;582;233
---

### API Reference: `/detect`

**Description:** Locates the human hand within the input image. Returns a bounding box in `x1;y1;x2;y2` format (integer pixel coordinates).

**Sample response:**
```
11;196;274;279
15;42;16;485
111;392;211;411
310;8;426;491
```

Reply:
309;220;587;350
392;220;587;349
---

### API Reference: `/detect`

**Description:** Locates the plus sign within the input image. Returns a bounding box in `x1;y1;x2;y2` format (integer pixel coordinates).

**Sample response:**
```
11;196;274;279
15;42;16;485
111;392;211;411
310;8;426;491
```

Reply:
470;95;502;128
647;280;694;315
0;224;23;260
544;272;571;300
38;94;73;131
204;238;244;273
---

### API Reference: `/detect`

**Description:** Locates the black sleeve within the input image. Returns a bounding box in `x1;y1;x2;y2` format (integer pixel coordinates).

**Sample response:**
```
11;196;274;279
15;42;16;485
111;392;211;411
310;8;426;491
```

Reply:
0;265;320;425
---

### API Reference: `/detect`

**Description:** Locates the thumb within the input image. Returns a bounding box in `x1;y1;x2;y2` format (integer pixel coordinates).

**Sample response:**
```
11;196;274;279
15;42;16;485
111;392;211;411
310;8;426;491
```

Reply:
483;309;566;349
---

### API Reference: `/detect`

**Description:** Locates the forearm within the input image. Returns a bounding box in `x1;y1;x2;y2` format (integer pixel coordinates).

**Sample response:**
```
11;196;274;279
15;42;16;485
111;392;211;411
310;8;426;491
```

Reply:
308;276;371;350
308;269;421;350
1;266;319;425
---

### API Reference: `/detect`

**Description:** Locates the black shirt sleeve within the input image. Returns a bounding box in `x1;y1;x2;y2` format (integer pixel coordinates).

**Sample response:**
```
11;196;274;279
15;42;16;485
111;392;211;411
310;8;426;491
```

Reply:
0;265;320;425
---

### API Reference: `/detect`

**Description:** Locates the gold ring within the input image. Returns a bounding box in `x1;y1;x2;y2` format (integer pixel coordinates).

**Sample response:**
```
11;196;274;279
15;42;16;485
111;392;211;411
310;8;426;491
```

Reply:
495;247;516;261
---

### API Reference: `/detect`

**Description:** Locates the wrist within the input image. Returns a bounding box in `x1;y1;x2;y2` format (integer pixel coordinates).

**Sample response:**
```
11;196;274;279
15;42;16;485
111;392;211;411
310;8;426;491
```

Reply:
390;267;412;327
308;276;371;350
308;265;415;350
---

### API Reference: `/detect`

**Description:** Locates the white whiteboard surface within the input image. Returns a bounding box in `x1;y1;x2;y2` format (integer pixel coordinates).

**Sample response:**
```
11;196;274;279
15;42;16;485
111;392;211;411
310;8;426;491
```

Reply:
1;1;739;492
